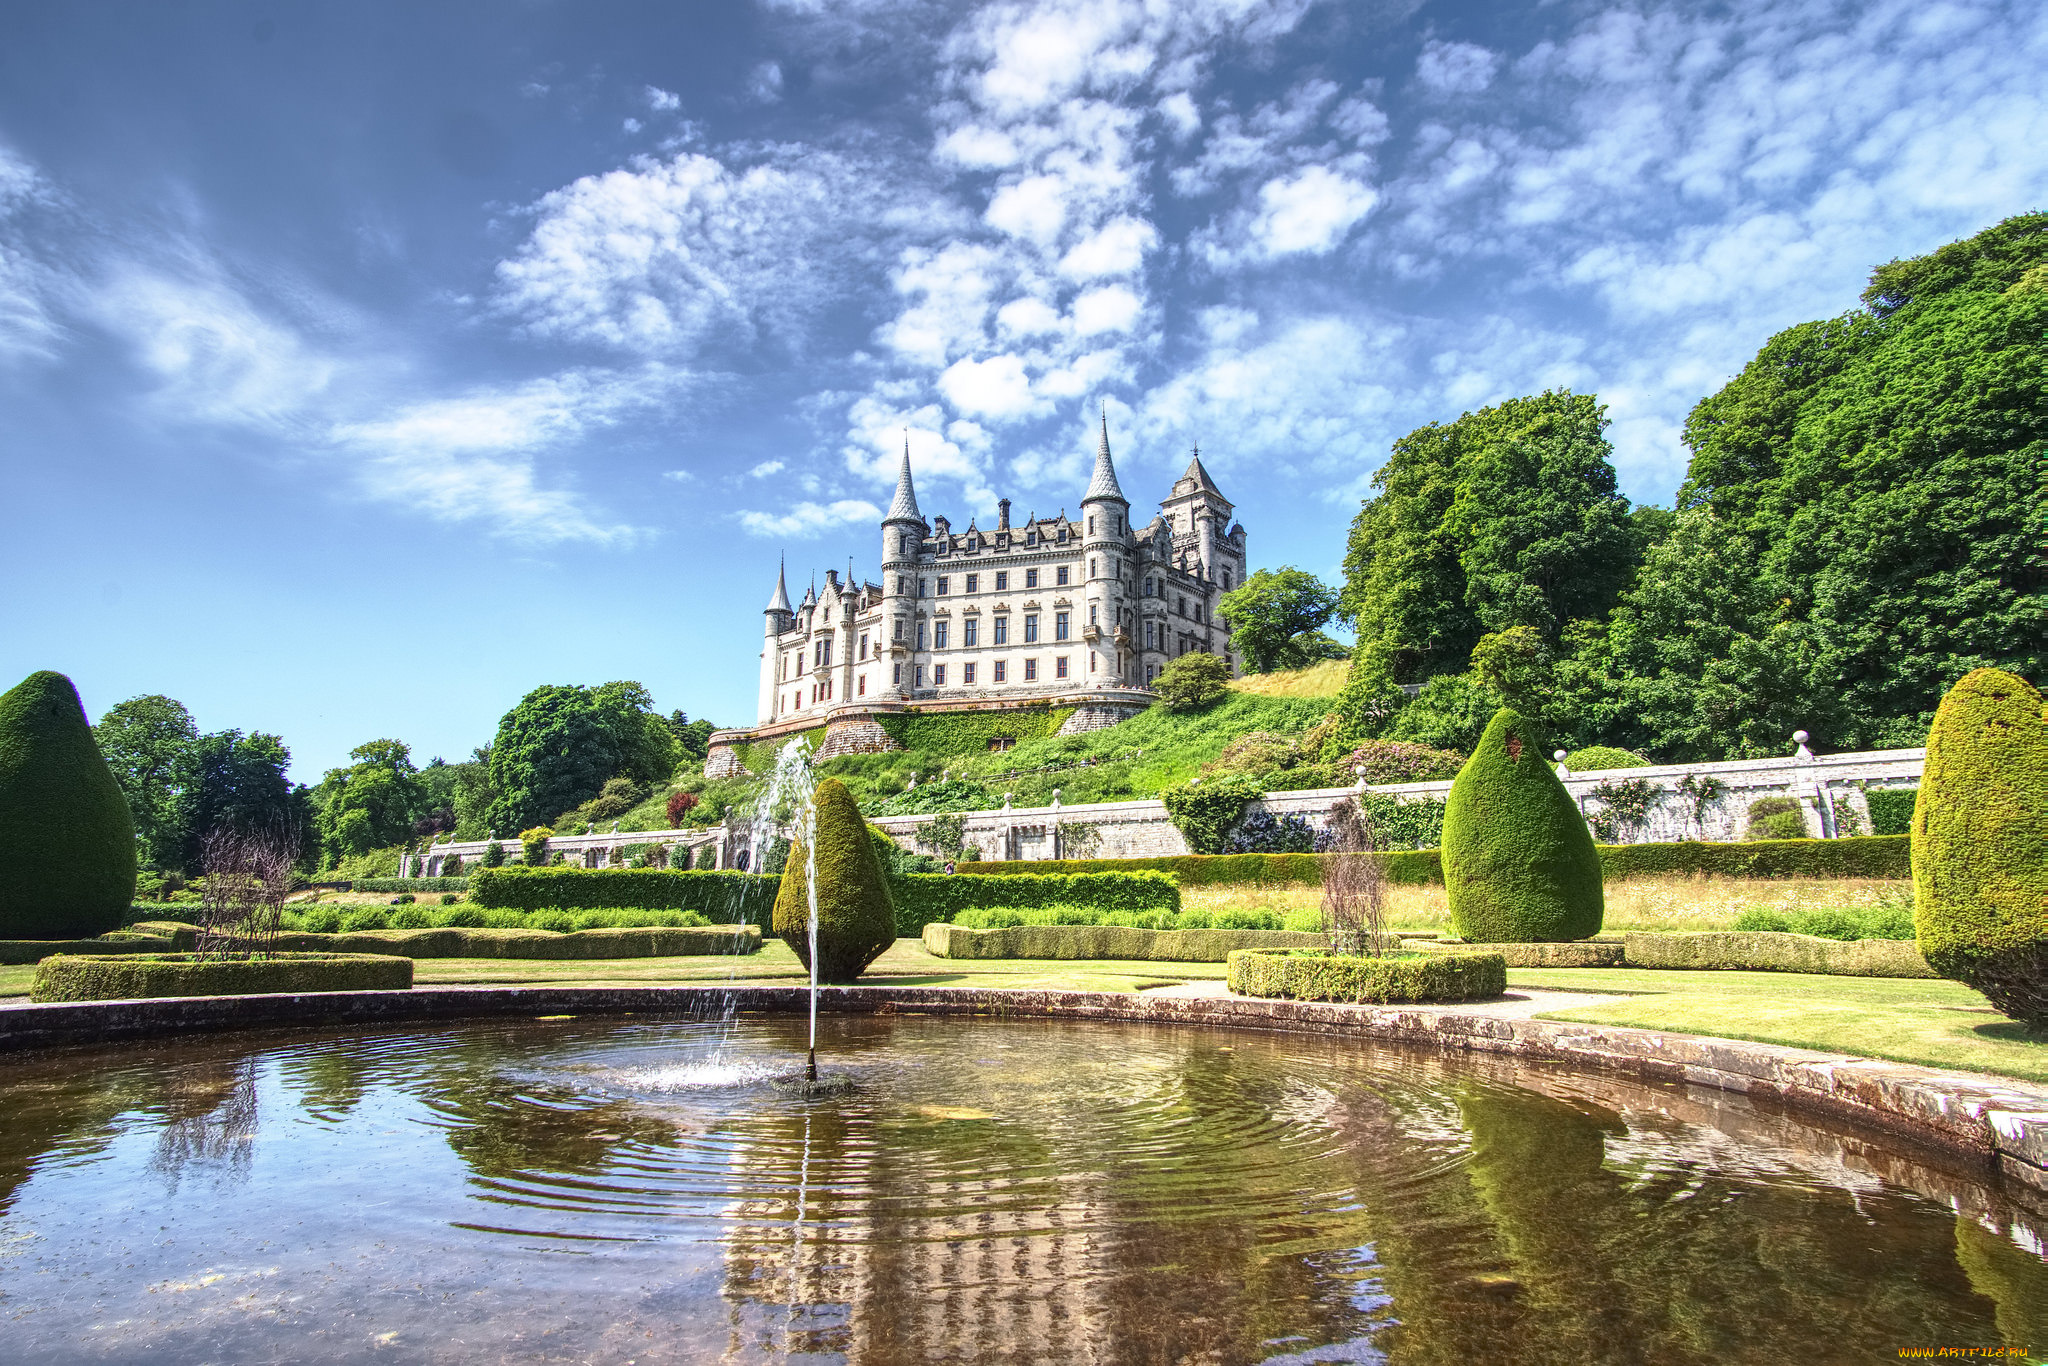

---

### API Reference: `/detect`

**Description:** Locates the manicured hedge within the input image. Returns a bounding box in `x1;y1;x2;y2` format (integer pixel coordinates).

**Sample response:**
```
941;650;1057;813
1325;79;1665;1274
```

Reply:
471;867;781;922
126;920;199;949
890;872;1179;936
1864;787;1918;837
29;952;412;1002
1621;931;1933;978
923;922;1321;962
0;934;178;966
1227;948;1506;1003
354;877;470;893
261;925;761;959
957;836;1910;886
0;671;137;939
1417;940;1623;968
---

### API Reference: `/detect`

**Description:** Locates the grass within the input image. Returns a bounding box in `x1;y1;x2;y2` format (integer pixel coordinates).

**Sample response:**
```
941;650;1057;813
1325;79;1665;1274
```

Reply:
1228;659;1348;698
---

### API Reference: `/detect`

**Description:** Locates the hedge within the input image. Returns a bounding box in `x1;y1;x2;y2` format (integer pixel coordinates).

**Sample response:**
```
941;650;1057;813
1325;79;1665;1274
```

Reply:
876;705;1075;756
128;920;199;949
1864;787;1918;837
354;877;470;894
922;923;1322;962
1621;931;1934;978
955;836;1910;886
471;867;781;923
1227;948;1506;1004
1443;709;1604;942
29;952;413;1002
0;671;137;939
0;933;178;966
1417;940;1623;968
259;925;761;959
889;872;1179;936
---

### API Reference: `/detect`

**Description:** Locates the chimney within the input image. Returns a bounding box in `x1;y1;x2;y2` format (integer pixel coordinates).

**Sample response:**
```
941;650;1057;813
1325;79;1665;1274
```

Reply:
997;498;1012;530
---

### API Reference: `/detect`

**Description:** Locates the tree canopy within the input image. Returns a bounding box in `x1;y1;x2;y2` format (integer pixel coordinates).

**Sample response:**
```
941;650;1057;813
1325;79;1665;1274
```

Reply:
314;739;424;861
485;680;680;834
1219;567;1342;673
92;694;199;870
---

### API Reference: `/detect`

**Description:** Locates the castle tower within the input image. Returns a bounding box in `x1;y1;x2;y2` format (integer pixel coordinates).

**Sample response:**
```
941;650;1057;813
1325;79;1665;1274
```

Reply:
759;556;793;724
1161;446;1238;590
1080;412;1133;684
879;442;925;699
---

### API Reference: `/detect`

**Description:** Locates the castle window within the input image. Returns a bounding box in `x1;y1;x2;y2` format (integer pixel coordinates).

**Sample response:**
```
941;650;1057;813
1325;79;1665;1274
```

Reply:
920;580;928;597
1025;568;1039;588
1179;596;1187;616
1113;515;1121;533
893;663;902;684
1087;515;1094;535
1024;658;1038;681
1089;558;1096;577
1057;526;1067;543
994;617;1008;645
967;573;979;593
1055;611;1070;640
858;675;866;696
934;621;949;649
896;576;906;593
995;571;1008;591
1056;656;1069;679
901;535;912;555
1222;569;1232;590
916;666;924;686
1089;604;1097;625
934;664;947;686
917;623;927;650
1024;614;1039;643
858;632;868;659
1147;663;1156;683
963;663;976;685
1089;651;1097;673
937;576;949;595
1027;529;1036;546
964;619;978;648
1145;621;1155;648
894;619;905;641
1145;577;1154;597
994;660;1006;683
1056;566;1070;586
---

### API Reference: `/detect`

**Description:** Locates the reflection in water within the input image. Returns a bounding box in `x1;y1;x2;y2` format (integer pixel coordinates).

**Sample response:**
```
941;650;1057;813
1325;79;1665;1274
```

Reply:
0;1015;2044;1364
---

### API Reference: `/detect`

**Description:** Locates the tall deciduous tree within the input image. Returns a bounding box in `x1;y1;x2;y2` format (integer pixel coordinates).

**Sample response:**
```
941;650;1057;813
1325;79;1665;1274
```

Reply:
1219;567;1342;673
92;694;199;869
314;739;425;862
176;730;312;873
485;681;680;834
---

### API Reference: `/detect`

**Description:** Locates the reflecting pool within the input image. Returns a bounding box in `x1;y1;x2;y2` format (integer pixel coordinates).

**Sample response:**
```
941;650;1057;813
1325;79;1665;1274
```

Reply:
2;1014;2045;1364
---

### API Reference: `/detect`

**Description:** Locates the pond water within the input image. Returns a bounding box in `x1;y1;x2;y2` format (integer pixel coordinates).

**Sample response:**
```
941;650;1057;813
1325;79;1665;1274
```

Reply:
2;1014;2045;1364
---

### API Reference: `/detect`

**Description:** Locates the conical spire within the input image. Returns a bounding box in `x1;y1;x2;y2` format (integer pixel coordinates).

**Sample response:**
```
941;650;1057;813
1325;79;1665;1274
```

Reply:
1181;444;1224;497
1084;408;1126;502
885;437;922;522
765;555;792;614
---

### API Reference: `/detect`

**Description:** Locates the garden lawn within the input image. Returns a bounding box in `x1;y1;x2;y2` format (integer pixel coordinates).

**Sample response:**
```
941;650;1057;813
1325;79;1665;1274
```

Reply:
1516;967;2048;1083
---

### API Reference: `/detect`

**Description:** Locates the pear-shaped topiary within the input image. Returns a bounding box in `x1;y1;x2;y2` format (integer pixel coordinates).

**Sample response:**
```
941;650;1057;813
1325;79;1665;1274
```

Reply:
1913;668;2048;1026
0;671;138;939
1442;708;1603;942
772;778;897;982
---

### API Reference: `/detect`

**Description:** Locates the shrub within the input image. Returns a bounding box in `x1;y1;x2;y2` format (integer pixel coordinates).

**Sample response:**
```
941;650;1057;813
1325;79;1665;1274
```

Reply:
1227;948;1506;1003
481;842;506;868
441;905;485;928
950;903;1265;931
1913;668;2048;1025
1223;809;1316;854
391;906;434;929
469;866;780;926
300;906;343;933
1621;931;1933;978
392;893;416;905
666;789;700;825
875;778;990;817
876;705;1074;756
1565;746;1650;772
1866;787;1918;837
1585;778;1660;843
439;893;458;906
532;910;576;933
341;907;391;932
1343;740;1465;784
583;776;643;824
354;878;470;894
1206;731;1304;782
519;826;552;866
0;670;138;939
441;855;461;876
1162;775;1262;854
1731;908;1793;933
772;778;896;982
31;952;412;1000
1745;796;1808;840
1441;709;1603;942
1152;652;1232;711
926;922;1319;962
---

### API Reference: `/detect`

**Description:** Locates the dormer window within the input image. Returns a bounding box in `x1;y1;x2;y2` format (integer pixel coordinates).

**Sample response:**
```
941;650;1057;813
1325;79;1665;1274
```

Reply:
1056;526;1068;544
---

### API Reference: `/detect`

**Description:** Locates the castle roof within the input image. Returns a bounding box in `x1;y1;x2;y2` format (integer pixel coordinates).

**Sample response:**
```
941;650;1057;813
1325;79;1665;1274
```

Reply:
885;443;923;523
1180;447;1225;498
765;556;792;614
1084;413;1127;503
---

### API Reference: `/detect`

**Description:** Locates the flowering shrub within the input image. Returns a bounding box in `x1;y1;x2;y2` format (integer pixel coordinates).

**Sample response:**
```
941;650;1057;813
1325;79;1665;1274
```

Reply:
666;790;700;825
1343;740;1465;785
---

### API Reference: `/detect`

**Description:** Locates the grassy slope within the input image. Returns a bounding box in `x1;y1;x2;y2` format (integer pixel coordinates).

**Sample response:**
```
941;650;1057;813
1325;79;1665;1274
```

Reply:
1228;659;1348;698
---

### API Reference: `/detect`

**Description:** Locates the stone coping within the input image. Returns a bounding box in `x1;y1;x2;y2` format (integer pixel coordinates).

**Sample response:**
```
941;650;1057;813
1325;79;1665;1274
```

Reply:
2;984;2045;1197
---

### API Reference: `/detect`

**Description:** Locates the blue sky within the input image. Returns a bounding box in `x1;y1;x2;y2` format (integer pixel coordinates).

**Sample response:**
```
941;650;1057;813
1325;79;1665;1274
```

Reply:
3;0;2044;782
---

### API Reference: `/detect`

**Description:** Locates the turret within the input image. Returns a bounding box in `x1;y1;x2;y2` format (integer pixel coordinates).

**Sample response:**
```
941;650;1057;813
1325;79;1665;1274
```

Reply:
880;441;925;698
759;556;794;724
1081;412;1133;683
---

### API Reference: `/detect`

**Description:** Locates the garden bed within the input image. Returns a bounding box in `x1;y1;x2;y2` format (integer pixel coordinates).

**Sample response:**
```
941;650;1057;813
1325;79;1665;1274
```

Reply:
1621;930;1933;978
1227;948;1507;1004
29;952;413;1002
1417;940;1625;968
923;923;1322;962
264;925;762;960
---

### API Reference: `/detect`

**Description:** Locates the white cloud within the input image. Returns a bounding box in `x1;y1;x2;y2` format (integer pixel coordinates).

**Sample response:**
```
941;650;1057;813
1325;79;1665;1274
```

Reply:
1158;91;1200;140
938;352;1044;419
736;498;881;537
748;458;787;477
0;145;62;362
984;174;1069;244
748;62;785;103
1415;40;1500;95
622;117;643;134
662;468;695;482
1070;284;1142;334
1058;215;1156;279
645;85;681;111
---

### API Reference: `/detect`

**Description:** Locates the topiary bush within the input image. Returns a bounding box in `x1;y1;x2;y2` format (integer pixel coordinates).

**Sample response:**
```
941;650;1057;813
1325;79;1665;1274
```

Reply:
1865;786;1919;837
0;671;139;939
1162;775;1262;854
1227;947;1506;1003
1564;746;1650;772
1913;668;2048;1026
1745;796;1808;840
772;777;896;982
1441;709;1603;942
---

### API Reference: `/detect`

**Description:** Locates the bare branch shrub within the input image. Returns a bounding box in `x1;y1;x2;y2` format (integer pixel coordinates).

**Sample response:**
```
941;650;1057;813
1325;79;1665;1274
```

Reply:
1321;798;1393;957
194;825;300;960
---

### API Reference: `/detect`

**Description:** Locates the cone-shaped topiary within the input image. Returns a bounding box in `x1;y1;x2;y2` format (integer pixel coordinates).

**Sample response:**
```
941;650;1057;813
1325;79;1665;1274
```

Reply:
772;777;897;982
0;671;138;939
1441;708;1603;942
1913;668;2048;1026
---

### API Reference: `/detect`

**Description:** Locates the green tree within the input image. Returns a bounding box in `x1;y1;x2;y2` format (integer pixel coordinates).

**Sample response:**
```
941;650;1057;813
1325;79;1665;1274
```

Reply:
91;694;199;869
314;739;424;863
667;710;716;764
1151;652;1232;712
485;681;678;833
1218;567;1341;673
175;730;313;871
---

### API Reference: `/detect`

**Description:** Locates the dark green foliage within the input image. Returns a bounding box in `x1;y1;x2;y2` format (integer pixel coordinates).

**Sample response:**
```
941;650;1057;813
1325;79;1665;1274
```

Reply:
952;905;1275;930
1218;567;1341;673
28;951;411;1002
1597;835;1908;880
485;681;680;833
1865;787;1919;836
1566;746;1649;771
1862;212;2048;314
481;841;506;867
1223;810;1315;854
1161;775;1262;853
692;843;715;870
954;852;1436;887
0;671;138;939
1153;652;1233;711
176;728;312;874
1357;795;1448;850
1744;796;1808;841
1227;948;1506;1003
314;739;424;864
889;871;1178;935
1913;668;2048;1024
1732;900;1916;941
1343;740;1465;784
258;924;756;959
352;877;470;893
91;694;199;870
1382;671;1508;753
471;866;780;924
876;706;1075;756
874;777;990;816
772;778;896;981
1441;709;1604;942
927;923;1318;962
0;934;176;966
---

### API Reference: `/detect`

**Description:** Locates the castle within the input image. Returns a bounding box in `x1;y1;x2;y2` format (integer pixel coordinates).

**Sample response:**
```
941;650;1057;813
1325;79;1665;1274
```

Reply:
705;419;1245;772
